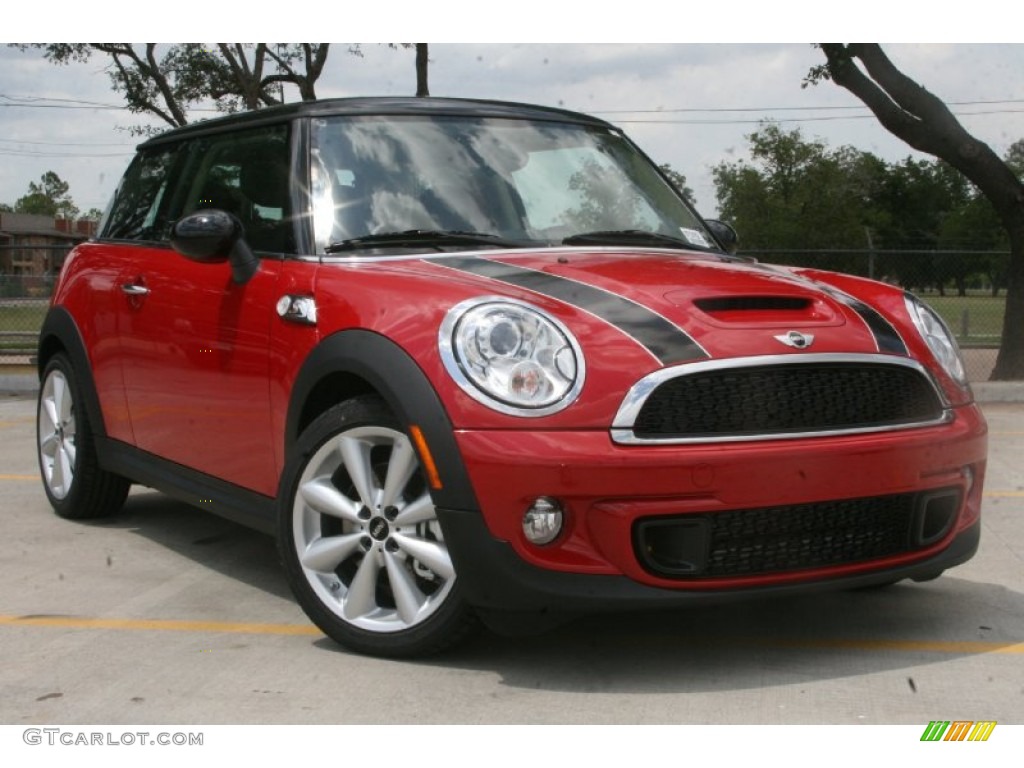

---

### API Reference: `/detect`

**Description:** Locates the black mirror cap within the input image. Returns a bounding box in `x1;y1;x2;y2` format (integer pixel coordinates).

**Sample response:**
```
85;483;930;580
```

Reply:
171;209;241;262
704;219;739;255
170;209;258;284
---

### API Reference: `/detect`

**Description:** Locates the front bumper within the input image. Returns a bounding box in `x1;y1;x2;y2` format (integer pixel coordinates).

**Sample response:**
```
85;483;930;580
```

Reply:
440;509;980;613
441;402;987;611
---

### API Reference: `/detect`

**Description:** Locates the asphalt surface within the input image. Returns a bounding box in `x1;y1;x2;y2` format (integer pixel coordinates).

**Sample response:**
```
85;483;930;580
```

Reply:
0;391;1021;726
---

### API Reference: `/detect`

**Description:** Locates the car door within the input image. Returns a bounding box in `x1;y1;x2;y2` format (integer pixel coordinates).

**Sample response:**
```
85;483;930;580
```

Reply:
115;124;294;497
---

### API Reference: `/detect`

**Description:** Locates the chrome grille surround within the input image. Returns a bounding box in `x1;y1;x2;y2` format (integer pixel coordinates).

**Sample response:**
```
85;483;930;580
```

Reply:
611;353;952;445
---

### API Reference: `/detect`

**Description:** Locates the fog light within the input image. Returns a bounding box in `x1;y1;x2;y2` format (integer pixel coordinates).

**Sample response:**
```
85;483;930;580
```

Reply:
523;497;563;545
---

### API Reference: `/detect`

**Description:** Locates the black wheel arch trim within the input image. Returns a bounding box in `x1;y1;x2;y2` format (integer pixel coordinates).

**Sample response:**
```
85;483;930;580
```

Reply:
37;306;108;440
285;329;480;513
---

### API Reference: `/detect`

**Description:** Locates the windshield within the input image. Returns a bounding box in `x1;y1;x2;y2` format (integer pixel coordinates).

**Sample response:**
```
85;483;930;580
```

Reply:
310;114;714;254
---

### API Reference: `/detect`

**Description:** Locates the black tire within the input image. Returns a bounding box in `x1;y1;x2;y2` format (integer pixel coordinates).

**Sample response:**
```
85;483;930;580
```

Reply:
278;395;479;657
37;353;130;519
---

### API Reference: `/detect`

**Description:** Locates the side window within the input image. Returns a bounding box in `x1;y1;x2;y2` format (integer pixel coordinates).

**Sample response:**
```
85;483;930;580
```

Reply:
178;124;295;254
102;146;182;242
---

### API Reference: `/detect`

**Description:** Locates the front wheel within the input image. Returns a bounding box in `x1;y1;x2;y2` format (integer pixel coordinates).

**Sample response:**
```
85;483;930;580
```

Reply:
278;396;478;657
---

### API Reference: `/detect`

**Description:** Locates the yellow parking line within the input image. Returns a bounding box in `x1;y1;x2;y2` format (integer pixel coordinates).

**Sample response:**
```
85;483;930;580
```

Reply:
767;637;1024;655
0;614;320;637
0;474;36;480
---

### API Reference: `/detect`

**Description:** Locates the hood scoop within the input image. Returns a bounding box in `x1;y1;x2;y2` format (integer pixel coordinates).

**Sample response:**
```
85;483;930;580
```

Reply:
690;294;839;326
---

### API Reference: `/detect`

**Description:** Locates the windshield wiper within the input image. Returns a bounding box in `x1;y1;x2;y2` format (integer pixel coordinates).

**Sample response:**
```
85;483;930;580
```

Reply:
325;229;529;254
562;229;720;253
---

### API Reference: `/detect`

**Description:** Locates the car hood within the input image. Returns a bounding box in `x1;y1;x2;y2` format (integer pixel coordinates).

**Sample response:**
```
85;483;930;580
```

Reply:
413;248;908;365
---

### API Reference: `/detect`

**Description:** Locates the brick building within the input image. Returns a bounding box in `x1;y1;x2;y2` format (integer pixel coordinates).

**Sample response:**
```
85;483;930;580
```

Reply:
0;213;97;296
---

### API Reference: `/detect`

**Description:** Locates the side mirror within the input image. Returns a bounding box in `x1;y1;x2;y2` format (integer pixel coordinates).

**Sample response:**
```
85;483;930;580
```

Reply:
170;209;259;284
704;219;739;255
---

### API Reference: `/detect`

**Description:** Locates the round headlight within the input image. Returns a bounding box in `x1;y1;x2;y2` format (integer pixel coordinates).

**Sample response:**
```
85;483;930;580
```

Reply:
440;297;585;416
904;294;968;386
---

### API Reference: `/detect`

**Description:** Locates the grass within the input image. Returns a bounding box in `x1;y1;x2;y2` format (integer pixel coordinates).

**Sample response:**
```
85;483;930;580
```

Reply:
0;303;48;333
917;292;1005;347
0;302;48;355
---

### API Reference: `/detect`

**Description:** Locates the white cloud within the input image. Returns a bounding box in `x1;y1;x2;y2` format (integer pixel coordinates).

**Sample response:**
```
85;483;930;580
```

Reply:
1;43;1022;216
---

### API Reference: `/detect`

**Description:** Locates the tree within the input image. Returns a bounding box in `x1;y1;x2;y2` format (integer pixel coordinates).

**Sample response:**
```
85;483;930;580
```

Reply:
810;44;1024;379
712;123;883;273
415;44;430;97
16;44;342;132
867;157;974;295
1007;139;1024;177
14;171;78;219
658;164;696;205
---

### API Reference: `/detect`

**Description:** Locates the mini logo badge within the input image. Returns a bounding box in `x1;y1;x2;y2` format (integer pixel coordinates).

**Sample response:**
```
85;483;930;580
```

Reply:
774;330;815;349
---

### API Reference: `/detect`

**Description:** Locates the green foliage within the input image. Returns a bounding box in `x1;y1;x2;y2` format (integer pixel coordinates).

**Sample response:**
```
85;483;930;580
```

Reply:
1006;139;1024;178
14;171;78;219
712;123;881;260
712;122;1020;295
658;164;696;205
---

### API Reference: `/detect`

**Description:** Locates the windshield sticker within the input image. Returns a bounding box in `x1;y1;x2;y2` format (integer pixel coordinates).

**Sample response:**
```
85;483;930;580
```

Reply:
679;228;711;248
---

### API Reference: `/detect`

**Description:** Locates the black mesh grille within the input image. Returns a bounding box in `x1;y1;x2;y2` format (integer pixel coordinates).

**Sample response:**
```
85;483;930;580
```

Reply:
635;490;958;579
632;362;944;439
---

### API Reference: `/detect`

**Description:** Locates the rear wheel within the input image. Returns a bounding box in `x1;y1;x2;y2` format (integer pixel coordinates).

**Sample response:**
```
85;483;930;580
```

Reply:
278;396;478;657
37;353;129;519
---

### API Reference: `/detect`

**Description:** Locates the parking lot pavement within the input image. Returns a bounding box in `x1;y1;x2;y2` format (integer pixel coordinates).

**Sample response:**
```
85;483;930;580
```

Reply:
0;393;1021;725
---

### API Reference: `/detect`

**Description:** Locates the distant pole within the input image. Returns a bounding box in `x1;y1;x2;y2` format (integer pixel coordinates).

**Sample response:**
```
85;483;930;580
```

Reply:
864;226;876;280
416;44;429;97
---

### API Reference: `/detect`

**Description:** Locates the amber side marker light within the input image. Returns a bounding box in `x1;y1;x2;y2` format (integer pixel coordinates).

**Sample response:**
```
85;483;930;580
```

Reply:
409;425;443;491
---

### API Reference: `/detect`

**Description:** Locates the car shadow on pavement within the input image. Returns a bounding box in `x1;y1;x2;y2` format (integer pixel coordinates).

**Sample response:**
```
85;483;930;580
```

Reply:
428;577;1024;695
109;491;1021;696
102;490;293;602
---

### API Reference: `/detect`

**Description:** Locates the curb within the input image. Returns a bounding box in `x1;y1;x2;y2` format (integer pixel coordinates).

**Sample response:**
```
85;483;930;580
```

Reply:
0;375;36;396
972;382;1024;403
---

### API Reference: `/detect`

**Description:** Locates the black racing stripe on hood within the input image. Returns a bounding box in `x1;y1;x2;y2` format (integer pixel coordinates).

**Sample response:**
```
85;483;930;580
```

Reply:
847;300;907;354
756;264;908;355
817;285;907;355
438;256;708;365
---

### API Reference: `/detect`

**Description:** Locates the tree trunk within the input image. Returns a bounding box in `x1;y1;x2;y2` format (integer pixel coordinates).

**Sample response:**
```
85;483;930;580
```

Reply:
818;43;1024;380
416;44;429;97
991;219;1024;378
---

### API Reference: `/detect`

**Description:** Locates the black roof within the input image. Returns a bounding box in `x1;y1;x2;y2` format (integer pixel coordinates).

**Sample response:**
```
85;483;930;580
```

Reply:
139;96;614;149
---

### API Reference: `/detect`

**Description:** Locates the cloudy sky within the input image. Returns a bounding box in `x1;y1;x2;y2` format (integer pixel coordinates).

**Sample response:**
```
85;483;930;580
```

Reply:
2;38;1022;220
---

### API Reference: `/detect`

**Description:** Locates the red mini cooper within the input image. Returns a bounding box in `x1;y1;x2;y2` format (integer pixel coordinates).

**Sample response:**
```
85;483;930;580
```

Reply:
37;97;987;657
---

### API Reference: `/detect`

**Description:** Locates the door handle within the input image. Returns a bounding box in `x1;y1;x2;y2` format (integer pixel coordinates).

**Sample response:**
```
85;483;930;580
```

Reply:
121;283;150;296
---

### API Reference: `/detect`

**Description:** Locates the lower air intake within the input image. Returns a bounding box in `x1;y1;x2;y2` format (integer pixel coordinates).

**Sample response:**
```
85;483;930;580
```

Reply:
634;488;962;579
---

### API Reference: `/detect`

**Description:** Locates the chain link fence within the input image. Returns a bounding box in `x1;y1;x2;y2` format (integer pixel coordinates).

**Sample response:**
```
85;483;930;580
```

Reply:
0;244;67;365
0;245;1010;381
